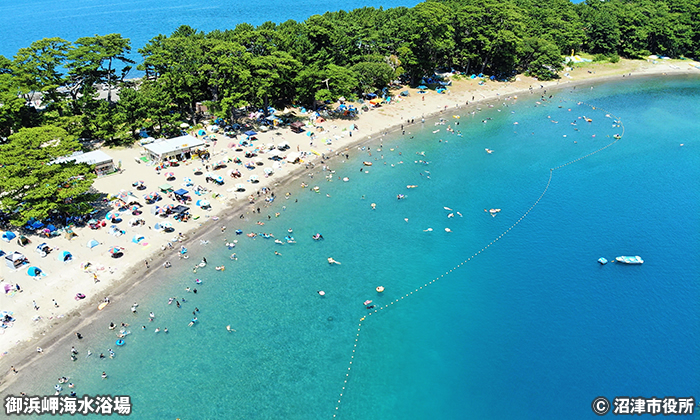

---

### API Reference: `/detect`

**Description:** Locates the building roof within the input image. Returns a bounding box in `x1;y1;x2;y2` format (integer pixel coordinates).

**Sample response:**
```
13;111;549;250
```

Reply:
53;150;113;166
143;135;204;158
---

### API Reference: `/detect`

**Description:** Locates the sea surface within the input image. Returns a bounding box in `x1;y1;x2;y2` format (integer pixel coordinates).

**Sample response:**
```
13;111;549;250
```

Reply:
0;0;420;64
6;75;699;418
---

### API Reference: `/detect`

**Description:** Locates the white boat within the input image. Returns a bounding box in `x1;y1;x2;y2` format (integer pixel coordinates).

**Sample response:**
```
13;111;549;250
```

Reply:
615;256;644;264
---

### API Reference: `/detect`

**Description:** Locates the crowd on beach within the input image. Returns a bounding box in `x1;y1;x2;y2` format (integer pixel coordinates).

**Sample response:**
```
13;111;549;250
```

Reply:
1;58;697;397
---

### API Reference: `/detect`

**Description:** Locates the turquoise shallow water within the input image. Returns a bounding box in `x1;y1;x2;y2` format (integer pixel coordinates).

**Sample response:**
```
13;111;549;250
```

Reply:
7;75;700;419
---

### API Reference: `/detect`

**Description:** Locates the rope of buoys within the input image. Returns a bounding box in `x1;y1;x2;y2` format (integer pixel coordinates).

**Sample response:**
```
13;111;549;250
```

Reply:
333;100;624;418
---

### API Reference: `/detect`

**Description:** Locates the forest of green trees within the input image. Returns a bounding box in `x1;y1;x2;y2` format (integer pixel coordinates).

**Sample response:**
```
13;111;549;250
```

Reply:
1;0;698;144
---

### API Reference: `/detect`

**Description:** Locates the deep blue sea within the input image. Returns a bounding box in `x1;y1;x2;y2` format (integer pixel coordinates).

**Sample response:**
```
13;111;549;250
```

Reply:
0;0;420;63
7;75;699;418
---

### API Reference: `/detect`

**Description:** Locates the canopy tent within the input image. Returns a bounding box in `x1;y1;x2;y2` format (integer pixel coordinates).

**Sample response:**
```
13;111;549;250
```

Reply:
5;251;28;269
172;205;190;214
86;239;100;249
159;183;174;192
290;121;305;133
244;130;257;138
173;188;189;196
1;231;16;242
59;251;72;262
285;152;301;163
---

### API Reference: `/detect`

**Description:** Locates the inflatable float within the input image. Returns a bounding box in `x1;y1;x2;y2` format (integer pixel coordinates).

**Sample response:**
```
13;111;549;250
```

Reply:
98;302;109;311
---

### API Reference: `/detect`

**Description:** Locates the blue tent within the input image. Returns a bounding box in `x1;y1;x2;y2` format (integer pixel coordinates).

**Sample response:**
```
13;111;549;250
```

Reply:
197;129;206;136
59;251;72;262
244;130;257;137
26;219;44;230
131;235;145;244
1;231;16;242
27;266;42;277
173;188;189;196
86;239;99;249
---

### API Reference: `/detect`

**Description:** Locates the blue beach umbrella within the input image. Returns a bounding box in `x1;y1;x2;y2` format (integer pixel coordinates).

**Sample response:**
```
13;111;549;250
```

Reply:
417;85;428;90
105;211;120;221
27;266;42;277
196;200;210;208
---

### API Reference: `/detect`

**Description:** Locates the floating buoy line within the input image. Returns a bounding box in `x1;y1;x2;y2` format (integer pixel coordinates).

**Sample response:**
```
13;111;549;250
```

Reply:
332;100;625;418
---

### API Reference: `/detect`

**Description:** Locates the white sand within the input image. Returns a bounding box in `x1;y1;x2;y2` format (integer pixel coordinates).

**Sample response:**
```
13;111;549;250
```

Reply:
0;58;697;386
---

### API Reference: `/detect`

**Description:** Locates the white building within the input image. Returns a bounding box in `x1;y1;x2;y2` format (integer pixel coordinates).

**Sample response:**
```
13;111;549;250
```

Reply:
142;135;205;161
53;150;115;176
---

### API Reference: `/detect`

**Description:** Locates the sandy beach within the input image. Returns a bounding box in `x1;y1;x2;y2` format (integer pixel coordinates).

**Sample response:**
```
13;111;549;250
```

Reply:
0;57;698;392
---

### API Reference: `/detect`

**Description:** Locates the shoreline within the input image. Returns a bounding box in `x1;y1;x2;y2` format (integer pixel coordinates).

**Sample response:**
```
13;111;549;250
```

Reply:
1;58;698;393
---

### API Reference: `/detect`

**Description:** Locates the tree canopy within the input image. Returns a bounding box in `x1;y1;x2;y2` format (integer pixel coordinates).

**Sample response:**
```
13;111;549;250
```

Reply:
0;126;97;226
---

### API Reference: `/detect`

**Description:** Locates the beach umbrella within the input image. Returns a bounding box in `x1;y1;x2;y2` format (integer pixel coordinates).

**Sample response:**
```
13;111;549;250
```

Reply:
108;246;123;255
216;160;226;167
113;199;126;208
27;266;42;277
130;205;140;212
58;251;72;262
115;191;130;200
131;235;145;244
163;204;174;212
204;172;215;179
417;85;428;89
164;172;175;179
155;207;167;216
105;211;118;221
196;200;210;208
160;222;173;229
264;167;273;174
249;175;259;183
235;184;245;191
183;177;193;186
150;206;161;215
86;239;99;249
3;283;13;293
215;176;224;184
